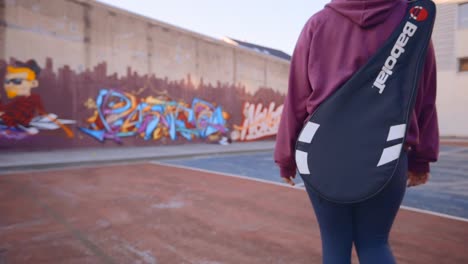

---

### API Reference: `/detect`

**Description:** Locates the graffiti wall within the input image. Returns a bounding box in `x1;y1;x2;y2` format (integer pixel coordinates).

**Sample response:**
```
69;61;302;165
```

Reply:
0;58;285;150
0;0;289;151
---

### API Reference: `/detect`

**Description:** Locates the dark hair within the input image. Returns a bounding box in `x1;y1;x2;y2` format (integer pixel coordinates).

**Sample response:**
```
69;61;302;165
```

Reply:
15;59;41;77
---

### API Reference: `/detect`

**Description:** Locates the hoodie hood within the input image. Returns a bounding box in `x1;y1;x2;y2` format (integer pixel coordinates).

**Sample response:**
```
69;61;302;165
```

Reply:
326;0;402;28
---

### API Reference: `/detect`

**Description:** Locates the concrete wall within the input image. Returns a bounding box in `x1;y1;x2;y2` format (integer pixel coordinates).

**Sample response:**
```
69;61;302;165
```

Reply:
433;1;468;137
0;0;290;150
3;0;463;152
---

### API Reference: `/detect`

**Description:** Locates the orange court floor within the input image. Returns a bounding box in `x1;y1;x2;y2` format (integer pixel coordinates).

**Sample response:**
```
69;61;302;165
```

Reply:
1;162;467;264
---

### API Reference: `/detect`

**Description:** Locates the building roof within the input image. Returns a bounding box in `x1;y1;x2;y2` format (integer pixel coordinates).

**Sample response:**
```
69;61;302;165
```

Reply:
222;37;291;61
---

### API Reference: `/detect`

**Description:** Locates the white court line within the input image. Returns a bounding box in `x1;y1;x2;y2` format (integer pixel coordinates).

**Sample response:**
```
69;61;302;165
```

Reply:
400;206;468;223
150;161;468;223
149;161;303;189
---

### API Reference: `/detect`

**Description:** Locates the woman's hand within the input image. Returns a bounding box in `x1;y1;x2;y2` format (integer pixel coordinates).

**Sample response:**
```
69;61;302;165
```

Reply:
407;171;430;187
282;175;296;186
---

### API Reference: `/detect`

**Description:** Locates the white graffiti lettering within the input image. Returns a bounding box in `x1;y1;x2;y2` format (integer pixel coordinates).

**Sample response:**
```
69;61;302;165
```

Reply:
231;102;283;141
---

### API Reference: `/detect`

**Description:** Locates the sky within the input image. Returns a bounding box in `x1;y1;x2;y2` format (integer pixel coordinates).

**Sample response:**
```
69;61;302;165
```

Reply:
96;0;329;55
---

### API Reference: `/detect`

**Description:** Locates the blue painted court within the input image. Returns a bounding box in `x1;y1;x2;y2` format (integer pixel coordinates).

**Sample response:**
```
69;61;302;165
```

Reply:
161;144;468;219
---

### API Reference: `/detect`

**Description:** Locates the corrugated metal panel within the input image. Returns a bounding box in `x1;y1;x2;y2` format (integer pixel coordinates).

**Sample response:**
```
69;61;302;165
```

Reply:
433;3;456;71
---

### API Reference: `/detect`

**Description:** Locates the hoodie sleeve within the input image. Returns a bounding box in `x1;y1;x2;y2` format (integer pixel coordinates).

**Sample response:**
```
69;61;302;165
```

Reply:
274;22;313;178
408;41;439;173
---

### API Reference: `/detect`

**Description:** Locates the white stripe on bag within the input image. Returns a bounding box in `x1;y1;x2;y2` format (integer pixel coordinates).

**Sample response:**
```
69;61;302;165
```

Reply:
387;124;406;141
298;122;320;144
377;143;403;167
295;150;310;174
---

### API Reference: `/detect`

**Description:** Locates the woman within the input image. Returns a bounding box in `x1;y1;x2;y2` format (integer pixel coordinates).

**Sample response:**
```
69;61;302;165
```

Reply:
274;0;439;263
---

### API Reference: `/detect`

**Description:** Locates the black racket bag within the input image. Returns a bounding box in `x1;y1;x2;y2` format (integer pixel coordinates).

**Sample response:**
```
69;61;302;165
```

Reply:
295;0;436;203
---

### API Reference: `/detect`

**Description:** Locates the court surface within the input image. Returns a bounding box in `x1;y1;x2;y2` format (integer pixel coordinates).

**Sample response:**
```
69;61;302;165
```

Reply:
162;144;468;219
1;145;467;263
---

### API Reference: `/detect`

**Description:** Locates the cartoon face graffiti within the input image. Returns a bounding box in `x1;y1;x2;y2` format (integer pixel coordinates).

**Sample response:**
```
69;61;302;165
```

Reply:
4;64;40;98
0;60;45;128
0;60;75;139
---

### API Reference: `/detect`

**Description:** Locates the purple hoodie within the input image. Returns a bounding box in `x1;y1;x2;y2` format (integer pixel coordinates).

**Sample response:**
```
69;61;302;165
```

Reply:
274;0;439;178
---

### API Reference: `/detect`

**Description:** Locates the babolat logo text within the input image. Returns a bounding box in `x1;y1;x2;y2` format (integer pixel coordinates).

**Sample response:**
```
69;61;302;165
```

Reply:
373;22;418;94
